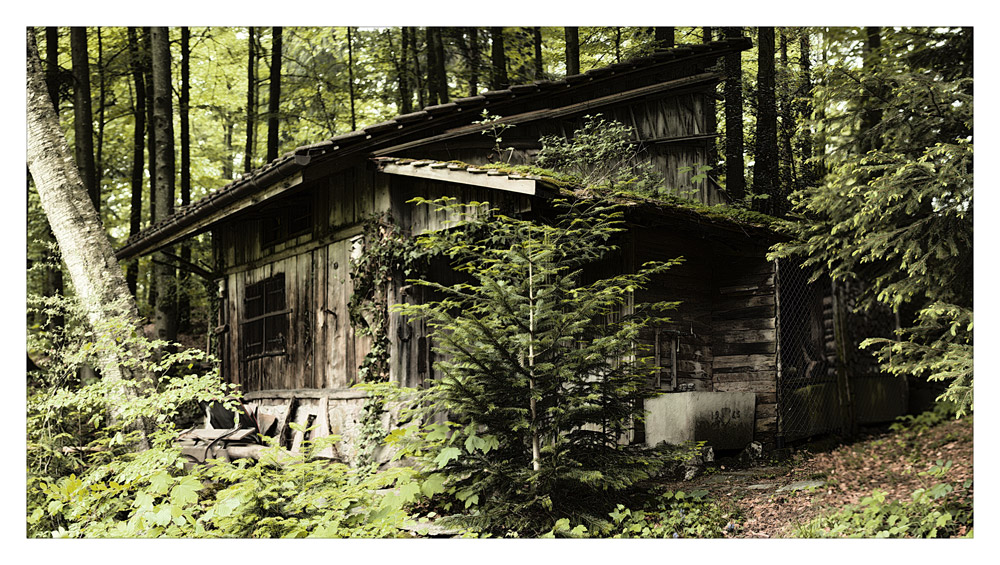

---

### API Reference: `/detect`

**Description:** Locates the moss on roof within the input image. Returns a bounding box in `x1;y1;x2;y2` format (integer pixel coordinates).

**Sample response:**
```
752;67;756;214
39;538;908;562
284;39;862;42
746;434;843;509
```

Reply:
480;161;787;234
390;157;788;235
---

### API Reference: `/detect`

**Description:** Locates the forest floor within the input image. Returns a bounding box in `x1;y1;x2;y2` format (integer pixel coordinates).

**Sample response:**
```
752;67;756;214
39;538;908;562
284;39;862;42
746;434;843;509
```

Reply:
660;414;974;538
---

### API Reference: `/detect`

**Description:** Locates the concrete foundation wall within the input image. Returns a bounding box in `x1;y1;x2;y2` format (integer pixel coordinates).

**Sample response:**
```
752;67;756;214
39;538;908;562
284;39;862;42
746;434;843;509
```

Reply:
644;391;756;450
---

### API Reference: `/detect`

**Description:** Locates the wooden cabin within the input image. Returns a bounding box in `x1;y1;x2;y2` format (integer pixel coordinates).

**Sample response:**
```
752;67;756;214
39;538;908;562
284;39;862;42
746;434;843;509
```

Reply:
118;38;905;462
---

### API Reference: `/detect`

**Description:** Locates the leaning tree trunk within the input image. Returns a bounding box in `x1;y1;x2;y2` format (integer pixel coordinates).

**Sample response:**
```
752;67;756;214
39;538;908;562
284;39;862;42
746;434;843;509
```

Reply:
27;29;151;450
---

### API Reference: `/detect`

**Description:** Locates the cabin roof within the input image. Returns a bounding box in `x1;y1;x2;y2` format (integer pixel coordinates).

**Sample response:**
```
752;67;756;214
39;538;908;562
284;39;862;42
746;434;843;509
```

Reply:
115;37;753;261
374;156;787;240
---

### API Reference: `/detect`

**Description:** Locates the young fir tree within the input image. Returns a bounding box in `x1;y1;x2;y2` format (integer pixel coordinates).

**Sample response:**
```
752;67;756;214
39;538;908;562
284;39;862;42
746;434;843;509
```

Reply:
396;198;680;535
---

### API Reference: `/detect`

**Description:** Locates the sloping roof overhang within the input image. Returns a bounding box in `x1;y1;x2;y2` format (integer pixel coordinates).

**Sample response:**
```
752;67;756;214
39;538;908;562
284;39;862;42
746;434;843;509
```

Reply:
115;37;753;261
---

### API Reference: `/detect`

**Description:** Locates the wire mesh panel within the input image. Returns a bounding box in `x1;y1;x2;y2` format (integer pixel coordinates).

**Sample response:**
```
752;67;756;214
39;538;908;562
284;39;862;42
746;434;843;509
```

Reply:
775;259;840;443
776;260;910;445
840;281;908;425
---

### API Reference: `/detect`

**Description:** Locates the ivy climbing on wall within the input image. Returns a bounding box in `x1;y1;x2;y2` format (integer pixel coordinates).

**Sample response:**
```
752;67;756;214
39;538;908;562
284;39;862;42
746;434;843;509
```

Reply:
348;212;430;383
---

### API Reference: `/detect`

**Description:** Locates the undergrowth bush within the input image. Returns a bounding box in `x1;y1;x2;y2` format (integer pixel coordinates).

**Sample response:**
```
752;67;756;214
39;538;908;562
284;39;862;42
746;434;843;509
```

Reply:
796;406;973;539
794;478;973;539
26;295;423;538
535;488;734;539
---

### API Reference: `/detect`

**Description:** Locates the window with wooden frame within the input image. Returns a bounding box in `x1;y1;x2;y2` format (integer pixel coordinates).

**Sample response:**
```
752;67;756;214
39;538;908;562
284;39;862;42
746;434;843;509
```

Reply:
242;274;290;359
261;192;314;248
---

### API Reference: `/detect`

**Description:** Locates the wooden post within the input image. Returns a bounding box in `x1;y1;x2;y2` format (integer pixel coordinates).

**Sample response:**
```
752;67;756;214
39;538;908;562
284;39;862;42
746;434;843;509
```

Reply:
773;259;784;448
831;279;856;438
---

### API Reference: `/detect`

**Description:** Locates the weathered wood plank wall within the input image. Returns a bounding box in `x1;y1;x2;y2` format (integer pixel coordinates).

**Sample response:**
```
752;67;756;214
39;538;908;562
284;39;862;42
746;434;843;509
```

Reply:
631;228;716;391
399;91;724;207
711;255;779;446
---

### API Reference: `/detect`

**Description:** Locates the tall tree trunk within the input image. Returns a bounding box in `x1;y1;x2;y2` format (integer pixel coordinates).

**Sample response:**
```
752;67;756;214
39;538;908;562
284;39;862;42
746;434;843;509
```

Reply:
777;30;796;195
398;27;412;113
565;27;580;75
704;27;718;172
266;26;282;162
467;27;479;96
723;27;746;201
151;27;178;342
45;27;60;112
70;27;98;216
42;27;65;330
126;27;146;298
244;26;257;173
430;27;448;104
347;27;356;130
95;28;106;192
490;27;508;90
752;27;780;215
409;28;425;109
179;27;192;332
28;29;152;450
142;27;157;310
614;27;621;63
533;27;543;79
655;26;675;49
223;120;234;180
425;27;440;105
796;31;818;189
860;26;883;153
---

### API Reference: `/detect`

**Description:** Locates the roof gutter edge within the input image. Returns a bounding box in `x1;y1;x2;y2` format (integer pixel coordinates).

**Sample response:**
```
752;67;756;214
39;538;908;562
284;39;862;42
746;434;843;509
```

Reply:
115;154;310;261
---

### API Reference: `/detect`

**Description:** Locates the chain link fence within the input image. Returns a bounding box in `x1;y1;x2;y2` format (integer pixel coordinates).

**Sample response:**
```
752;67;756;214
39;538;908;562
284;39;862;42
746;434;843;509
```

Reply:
775;260;906;446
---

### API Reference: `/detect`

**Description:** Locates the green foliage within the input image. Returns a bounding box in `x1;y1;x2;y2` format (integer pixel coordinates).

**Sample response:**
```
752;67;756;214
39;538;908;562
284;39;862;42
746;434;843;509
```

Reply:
538;489;733;538
474;110;516;161
348;212;431;382
26;297;422;538
794;479;973;538
770;27;973;415
28;432;421;538
889;401;959;434
536;114;664;197
393;197;681;535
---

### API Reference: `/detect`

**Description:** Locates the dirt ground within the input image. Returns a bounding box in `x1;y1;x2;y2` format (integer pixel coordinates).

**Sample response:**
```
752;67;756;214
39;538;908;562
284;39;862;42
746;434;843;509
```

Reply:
659;416;974;538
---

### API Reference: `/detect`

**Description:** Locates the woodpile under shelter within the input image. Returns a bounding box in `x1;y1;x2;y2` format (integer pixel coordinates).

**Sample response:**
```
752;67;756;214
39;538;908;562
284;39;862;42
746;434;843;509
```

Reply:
117;37;908;462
